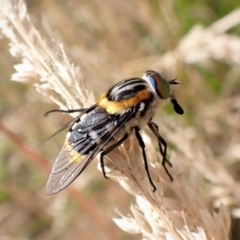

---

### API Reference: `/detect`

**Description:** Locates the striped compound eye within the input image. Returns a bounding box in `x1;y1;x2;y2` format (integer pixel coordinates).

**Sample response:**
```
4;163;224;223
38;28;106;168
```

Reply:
143;70;171;100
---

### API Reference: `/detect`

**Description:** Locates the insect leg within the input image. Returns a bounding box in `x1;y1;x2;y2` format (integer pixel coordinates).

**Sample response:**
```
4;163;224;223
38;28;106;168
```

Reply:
148;121;173;181
134;126;157;192
100;133;128;179
148;122;172;166
44;108;87;117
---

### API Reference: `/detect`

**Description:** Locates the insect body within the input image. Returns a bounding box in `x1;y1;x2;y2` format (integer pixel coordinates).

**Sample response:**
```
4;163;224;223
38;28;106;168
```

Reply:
45;70;184;194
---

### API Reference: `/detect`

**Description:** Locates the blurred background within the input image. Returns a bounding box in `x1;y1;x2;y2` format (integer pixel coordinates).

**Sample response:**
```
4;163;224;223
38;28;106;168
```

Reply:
0;0;240;239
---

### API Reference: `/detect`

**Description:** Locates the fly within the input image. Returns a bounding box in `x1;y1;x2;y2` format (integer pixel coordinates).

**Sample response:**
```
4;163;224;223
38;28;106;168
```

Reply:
45;70;184;194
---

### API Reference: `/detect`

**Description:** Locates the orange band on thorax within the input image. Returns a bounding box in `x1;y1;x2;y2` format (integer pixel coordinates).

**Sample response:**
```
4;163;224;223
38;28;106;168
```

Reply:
98;89;151;114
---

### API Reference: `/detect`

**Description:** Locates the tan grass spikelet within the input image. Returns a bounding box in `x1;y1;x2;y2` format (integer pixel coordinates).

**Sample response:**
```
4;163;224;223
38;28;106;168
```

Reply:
0;0;232;239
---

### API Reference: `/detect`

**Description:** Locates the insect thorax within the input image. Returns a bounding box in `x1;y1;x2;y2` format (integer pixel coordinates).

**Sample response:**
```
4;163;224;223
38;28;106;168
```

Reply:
66;92;157;157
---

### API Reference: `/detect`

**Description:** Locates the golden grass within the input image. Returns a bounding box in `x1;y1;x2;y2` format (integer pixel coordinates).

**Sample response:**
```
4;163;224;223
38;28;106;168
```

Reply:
1;0;240;239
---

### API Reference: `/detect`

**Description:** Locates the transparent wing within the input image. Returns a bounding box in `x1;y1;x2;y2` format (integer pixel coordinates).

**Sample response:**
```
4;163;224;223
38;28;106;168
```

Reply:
46;143;98;194
46;108;135;194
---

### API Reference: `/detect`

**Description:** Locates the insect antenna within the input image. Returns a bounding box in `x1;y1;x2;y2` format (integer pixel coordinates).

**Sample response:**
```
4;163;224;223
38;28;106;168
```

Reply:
170;94;184;115
168;78;181;85
167;78;184;114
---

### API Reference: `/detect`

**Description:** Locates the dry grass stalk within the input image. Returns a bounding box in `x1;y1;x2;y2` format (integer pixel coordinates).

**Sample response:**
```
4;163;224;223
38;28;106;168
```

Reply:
0;0;94;112
123;7;240;75
0;0;232;239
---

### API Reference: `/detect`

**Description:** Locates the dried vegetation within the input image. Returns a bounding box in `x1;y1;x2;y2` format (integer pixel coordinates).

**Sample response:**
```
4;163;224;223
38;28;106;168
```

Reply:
0;0;240;239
